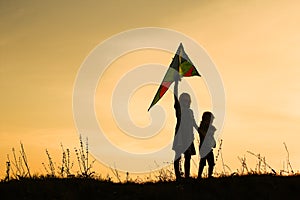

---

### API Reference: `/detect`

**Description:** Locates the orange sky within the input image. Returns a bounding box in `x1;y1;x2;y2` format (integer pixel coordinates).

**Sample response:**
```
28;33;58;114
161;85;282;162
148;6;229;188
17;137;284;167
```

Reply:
1;0;300;178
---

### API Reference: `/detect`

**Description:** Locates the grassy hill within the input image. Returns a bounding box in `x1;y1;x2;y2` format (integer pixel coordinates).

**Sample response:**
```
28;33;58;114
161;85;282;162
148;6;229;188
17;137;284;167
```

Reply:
1;175;300;200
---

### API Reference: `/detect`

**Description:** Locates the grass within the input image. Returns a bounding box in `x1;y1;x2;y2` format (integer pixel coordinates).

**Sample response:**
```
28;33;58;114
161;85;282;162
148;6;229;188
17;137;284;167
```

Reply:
1;138;299;199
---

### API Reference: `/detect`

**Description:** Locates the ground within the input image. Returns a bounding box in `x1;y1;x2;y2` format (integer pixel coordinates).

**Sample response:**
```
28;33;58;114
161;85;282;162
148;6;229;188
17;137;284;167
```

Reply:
0;175;299;199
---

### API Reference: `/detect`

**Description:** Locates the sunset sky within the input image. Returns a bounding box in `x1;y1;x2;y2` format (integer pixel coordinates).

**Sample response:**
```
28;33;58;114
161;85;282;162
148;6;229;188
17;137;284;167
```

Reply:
1;0;300;178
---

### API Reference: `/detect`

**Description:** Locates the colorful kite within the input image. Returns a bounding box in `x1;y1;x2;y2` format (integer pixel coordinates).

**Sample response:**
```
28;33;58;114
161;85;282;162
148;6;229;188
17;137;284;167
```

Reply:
148;43;200;111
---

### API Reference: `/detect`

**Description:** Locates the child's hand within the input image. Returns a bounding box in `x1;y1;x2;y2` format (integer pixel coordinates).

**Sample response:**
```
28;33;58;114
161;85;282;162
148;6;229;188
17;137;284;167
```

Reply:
174;72;181;82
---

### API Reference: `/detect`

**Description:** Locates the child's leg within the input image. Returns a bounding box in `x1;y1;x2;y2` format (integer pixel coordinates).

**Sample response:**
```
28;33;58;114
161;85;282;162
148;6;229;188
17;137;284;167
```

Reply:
198;157;206;179
184;153;191;178
174;152;181;181
207;151;215;177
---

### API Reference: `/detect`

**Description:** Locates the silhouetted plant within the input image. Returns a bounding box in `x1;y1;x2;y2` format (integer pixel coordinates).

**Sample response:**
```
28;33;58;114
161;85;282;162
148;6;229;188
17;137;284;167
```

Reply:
125;171;131;183
109;164;122;183
246;151;276;174
74;136;95;178
153;161;174;182
20;143;31;178
42;149;56;177
4;160;10;181
214;139;231;176
214;139;223;163
283;142;294;174
3;137;300;182
237;155;249;175
6;142;31;179
58;144;74;177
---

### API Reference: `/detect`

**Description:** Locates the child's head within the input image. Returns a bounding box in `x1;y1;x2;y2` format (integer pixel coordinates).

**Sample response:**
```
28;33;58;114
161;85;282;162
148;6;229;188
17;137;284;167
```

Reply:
179;93;191;108
202;111;214;124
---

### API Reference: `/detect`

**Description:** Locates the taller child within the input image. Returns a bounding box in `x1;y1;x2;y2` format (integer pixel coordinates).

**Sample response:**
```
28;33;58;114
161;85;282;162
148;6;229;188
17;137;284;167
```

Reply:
173;74;198;181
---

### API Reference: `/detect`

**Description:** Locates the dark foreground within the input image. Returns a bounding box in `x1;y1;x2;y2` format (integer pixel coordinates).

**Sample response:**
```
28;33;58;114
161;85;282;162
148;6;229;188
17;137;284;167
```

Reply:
1;175;300;200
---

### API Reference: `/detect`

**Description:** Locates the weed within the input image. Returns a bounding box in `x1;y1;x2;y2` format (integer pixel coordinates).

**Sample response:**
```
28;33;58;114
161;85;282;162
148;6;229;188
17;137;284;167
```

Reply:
58;144;74;177
246;151;276;175
2;138;299;183
237;155;248;175
4;161;10;181
74;136;95;178
109;164;122;183
214;139;231;177
283;142;294;174
42;149;56;177
6;142;31;179
153;161;174;182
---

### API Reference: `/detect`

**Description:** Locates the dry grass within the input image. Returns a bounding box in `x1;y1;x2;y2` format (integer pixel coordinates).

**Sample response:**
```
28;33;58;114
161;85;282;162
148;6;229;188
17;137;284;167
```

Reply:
2;138;299;183
2;138;300;199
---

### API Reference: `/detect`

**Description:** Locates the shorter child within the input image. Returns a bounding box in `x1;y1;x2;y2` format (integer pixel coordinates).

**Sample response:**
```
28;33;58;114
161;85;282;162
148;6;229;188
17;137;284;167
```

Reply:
197;111;216;178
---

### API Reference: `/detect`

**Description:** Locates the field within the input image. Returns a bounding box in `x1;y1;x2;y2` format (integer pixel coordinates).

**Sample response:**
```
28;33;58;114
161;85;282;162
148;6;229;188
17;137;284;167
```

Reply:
1;140;299;199
1;175;300;200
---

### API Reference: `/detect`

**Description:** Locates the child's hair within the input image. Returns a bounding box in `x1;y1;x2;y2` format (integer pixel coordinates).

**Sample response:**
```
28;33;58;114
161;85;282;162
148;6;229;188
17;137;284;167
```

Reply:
202;111;214;124
179;93;191;103
179;93;191;108
199;111;215;137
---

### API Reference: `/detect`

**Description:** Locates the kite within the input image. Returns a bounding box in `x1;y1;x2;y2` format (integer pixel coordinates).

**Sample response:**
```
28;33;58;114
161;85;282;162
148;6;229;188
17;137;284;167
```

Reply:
148;43;200;111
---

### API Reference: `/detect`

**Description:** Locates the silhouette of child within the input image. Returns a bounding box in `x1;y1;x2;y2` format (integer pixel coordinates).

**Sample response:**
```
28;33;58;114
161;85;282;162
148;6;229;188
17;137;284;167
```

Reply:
197;111;216;179
173;75;198;181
